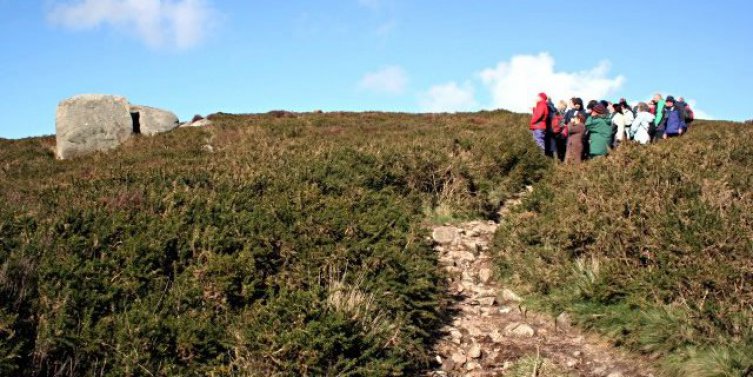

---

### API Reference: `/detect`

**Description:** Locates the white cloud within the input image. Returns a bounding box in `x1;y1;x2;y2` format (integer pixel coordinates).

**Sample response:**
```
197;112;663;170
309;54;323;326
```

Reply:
685;99;713;120
47;0;219;50
418;82;478;113
479;53;625;112
359;66;408;95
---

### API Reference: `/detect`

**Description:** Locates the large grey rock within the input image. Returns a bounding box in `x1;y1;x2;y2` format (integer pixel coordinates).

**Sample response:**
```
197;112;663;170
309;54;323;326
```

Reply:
55;94;133;159
129;105;179;136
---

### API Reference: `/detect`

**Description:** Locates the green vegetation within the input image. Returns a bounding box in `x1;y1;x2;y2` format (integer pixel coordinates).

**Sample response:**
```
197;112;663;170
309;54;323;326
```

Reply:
0;111;547;376
505;355;573;377
493;121;753;376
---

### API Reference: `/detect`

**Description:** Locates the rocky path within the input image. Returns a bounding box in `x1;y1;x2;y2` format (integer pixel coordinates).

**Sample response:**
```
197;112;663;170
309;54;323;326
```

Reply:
427;192;656;377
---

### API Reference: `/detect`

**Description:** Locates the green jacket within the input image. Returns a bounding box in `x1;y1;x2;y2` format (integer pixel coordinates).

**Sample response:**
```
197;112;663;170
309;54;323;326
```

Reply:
654;99;666;126
586;115;612;156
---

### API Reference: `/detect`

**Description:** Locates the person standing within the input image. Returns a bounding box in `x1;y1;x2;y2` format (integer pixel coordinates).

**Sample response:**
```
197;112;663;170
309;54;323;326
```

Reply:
651;93;666;141
564;98;587;124
611;103;629;146
658;96;687;139
554;100;568;161
565;113;586;164
585;104;612;158
545;98;559;158
619;98;635;118
630;102;655;145
621;99;635;132
677;96;695;128
530;93;549;152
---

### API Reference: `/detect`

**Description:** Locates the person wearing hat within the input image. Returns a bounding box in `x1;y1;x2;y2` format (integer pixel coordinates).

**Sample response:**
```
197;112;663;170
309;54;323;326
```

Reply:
657;95;687;139
585;103;612;158
530;92;550;152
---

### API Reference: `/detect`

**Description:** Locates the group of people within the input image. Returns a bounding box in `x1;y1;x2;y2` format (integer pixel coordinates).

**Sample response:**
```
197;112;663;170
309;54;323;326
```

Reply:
530;93;695;163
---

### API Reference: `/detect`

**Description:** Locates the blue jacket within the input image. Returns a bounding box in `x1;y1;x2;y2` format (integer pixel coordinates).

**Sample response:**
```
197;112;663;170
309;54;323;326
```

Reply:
660;106;686;135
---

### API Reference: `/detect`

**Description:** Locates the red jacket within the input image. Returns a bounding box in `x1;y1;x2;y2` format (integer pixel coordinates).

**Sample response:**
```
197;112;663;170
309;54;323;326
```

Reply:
530;100;549;130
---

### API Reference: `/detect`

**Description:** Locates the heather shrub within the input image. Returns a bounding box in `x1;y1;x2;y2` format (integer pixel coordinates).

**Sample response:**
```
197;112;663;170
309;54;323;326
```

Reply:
493;121;753;376
0;110;547;376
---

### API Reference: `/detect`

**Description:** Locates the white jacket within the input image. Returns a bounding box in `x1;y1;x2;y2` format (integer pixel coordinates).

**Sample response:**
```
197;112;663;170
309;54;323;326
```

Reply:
623;110;635;128
630;111;655;144
612;113;627;141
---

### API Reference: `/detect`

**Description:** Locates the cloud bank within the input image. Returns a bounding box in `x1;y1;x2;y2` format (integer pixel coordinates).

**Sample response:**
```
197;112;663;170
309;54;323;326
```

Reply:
418;53;625;113
685;99;713;120
480;53;625;112
48;0;219;50
359;66;408;95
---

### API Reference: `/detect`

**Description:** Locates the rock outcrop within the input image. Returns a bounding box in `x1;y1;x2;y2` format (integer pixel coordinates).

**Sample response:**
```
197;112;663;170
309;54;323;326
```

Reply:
55;94;185;159
55;94;133;160
129;105;179;136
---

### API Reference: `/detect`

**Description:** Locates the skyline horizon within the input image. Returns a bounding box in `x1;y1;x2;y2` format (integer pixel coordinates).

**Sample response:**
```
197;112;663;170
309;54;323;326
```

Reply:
2;1;750;139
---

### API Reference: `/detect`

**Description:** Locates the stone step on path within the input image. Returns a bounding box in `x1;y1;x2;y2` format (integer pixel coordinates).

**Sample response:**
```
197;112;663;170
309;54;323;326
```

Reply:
427;191;656;377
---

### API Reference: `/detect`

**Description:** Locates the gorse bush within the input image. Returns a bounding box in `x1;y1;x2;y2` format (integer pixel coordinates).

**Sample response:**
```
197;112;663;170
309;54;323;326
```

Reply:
0;111;548;376
493;121;753;376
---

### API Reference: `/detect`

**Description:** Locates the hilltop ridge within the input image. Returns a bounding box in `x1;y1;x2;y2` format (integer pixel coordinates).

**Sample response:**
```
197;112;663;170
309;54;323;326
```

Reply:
1;111;751;376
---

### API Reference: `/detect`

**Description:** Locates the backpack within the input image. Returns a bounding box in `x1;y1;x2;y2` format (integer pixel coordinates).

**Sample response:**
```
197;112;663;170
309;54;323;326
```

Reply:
546;102;563;134
552;113;565;133
685;106;695;123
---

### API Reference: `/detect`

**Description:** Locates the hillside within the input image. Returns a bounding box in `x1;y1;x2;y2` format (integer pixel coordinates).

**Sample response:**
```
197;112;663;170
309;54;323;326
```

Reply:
0;111;547;376
1;112;750;376
493;121;753;376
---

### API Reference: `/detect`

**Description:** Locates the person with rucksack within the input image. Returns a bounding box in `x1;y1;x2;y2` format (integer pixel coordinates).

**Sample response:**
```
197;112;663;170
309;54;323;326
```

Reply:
677;97;695;127
586;104;613;158
629;102;655;145
530;93;550;153
545;98;559;158
658;96;687;139
553;100;568;161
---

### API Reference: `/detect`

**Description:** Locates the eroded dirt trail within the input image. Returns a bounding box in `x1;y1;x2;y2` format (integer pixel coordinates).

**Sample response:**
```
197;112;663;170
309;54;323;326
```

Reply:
427;192;656;377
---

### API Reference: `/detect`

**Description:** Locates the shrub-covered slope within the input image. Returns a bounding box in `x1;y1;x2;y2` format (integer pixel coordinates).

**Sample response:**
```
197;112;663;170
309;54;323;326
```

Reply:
0;111;547;376
493;121;753;376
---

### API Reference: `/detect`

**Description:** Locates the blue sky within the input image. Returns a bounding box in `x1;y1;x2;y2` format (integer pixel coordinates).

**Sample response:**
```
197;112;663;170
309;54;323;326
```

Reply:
1;0;751;139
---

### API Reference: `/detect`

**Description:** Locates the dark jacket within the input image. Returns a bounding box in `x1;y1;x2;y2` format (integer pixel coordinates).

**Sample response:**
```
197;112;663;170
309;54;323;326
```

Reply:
659;105;687;135
677;101;694;124
564;108;587;125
